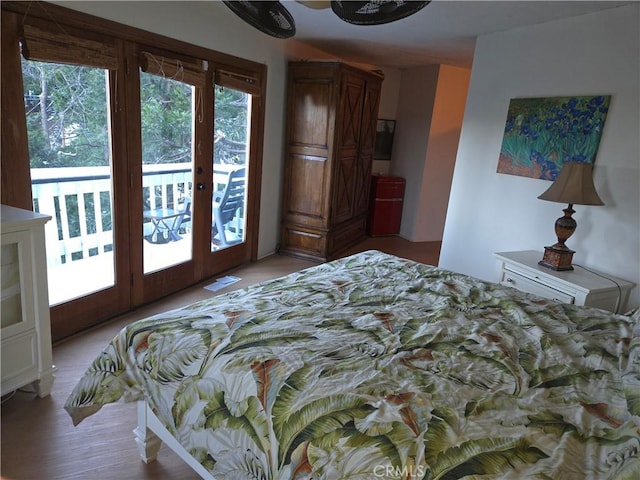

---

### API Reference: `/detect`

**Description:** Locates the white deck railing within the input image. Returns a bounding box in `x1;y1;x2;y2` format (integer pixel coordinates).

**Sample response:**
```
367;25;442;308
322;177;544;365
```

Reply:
32;164;193;268
31;163;244;305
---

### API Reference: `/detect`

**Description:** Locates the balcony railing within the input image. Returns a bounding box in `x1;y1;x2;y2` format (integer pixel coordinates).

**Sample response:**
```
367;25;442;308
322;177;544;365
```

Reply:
31;163;242;305
32;164;194;267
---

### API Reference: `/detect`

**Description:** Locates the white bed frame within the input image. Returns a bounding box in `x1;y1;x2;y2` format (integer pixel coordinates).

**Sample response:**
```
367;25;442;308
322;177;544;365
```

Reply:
134;401;215;479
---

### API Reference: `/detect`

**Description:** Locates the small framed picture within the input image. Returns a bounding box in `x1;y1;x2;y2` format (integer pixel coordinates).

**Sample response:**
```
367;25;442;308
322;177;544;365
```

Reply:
374;119;396;160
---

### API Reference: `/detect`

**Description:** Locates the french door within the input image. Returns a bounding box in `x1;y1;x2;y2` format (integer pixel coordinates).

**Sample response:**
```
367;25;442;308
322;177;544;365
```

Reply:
4;7;264;341
21;28;131;340
132;48;257;305
130;48;208;304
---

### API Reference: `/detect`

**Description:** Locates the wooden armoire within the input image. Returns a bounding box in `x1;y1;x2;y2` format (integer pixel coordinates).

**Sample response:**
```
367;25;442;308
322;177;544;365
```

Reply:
280;61;383;261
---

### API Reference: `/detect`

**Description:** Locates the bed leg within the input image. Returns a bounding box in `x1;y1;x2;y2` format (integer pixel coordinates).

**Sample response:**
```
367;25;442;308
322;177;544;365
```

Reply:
134;401;162;463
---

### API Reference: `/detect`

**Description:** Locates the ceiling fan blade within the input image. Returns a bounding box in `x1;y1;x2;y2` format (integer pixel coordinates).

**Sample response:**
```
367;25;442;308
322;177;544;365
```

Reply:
223;1;296;39
331;0;430;25
295;1;331;9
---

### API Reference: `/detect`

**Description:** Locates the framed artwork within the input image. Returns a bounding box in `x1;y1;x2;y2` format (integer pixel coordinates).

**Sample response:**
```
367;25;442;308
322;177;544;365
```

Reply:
497;95;610;180
374;119;396;160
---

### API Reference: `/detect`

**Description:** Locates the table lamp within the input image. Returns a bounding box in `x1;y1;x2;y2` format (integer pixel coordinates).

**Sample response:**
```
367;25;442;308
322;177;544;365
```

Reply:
537;161;604;271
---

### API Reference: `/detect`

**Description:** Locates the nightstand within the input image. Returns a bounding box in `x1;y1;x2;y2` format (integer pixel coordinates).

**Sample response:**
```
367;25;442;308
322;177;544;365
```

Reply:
494;250;634;313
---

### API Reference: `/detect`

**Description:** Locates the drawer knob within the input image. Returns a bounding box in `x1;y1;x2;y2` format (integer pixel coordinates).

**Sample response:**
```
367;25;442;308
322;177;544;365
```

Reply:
506;278;514;283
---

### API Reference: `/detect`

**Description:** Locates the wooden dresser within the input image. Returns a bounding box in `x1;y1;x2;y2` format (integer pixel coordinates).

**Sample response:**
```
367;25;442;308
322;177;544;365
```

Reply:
280;61;383;261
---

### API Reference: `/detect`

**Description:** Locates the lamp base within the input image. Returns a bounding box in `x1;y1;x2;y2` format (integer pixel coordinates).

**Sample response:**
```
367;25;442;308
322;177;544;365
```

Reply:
538;245;575;271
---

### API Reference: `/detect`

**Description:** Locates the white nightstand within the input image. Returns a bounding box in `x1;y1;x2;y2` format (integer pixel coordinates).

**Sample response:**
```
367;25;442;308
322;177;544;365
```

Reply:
494;250;634;313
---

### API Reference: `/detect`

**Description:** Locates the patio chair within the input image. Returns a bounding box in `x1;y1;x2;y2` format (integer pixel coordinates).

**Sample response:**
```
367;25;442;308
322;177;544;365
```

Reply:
212;167;246;247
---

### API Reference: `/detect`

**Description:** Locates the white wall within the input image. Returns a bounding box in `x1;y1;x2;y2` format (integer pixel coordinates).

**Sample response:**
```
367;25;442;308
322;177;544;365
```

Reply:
440;4;640;309
393;66;439;240
415;65;470;241
393;65;470;241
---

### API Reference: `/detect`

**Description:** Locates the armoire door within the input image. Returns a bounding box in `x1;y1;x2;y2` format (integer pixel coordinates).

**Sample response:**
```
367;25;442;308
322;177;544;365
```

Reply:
355;79;382;217
332;72;365;226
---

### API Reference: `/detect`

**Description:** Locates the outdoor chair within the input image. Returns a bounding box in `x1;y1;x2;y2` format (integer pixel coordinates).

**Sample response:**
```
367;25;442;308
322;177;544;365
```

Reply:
212;167;245;247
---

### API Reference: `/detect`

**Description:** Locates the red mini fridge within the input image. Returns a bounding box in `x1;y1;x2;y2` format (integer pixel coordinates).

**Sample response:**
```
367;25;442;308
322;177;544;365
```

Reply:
367;174;405;236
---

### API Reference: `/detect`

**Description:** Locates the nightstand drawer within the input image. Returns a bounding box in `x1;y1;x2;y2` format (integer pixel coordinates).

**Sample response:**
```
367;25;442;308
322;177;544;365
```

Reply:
500;269;575;304
494;251;635;312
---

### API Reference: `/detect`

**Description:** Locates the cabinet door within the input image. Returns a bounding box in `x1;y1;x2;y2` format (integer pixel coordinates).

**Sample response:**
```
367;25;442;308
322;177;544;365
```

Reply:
354;79;381;216
1;230;36;338
332;73;364;225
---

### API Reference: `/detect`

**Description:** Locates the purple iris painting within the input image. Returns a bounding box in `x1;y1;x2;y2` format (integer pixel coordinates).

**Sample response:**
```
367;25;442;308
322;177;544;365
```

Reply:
497;95;610;180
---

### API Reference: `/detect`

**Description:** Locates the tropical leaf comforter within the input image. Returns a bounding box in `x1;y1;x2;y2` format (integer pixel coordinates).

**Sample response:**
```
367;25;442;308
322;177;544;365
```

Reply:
65;250;640;479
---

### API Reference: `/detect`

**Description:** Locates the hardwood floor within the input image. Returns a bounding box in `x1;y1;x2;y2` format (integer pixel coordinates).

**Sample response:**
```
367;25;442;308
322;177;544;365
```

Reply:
0;237;440;480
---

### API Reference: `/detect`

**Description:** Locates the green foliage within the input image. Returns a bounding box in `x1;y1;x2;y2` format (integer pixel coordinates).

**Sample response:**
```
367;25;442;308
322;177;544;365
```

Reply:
22;60;251;169
22;60;110;168
215;87;248;142
140;72;193;165
215;87;249;165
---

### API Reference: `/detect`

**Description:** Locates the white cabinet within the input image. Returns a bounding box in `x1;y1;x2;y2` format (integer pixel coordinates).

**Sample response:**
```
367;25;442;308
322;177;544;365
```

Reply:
1;204;55;397
494;250;634;313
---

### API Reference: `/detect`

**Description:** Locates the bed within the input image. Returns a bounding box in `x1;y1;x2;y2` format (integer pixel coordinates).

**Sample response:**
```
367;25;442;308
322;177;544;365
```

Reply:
65;250;640;479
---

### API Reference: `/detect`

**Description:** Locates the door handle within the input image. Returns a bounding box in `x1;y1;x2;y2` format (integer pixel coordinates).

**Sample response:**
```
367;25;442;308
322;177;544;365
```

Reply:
196;183;207;191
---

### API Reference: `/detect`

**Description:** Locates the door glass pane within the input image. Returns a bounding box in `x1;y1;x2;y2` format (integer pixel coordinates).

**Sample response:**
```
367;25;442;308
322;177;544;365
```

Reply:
24;60;116;306
212;87;250;251
141;72;194;274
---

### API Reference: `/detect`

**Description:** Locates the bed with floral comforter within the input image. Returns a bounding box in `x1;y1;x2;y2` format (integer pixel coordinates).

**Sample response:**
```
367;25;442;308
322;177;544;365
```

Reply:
65;250;640;479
